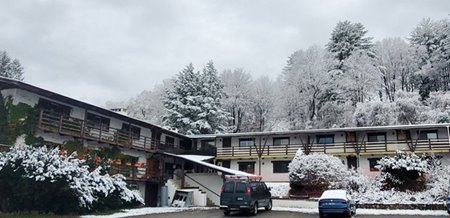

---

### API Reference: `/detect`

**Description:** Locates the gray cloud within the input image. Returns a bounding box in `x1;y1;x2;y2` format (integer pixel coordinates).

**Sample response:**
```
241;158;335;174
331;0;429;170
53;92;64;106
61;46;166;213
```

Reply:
0;0;449;105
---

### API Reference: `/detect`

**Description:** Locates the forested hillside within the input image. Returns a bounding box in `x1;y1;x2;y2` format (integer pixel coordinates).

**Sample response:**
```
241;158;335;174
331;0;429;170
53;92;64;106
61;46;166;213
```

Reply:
108;18;450;134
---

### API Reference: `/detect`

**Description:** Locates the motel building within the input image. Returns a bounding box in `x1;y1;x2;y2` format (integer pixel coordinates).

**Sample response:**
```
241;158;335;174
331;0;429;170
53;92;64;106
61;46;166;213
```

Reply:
2;76;450;206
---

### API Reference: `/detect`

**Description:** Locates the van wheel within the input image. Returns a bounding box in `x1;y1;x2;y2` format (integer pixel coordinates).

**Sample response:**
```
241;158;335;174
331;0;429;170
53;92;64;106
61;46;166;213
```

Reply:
223;210;230;216
252;202;258;215
265;200;272;211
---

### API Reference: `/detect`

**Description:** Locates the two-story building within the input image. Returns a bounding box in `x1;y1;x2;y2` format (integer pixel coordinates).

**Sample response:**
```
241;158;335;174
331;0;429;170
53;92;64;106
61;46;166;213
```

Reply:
193;124;450;181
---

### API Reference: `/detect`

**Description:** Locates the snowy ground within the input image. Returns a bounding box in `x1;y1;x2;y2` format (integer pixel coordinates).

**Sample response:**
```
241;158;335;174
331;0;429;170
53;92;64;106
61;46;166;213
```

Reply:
82;207;214;218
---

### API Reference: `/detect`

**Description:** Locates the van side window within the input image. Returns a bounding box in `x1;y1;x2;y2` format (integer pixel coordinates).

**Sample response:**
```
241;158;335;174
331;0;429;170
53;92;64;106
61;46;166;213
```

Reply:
250;183;258;191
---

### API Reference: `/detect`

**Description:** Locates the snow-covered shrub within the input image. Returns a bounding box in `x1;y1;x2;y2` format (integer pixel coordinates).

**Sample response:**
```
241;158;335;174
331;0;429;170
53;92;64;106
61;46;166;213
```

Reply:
288;149;355;194
376;151;429;191
0;145;143;214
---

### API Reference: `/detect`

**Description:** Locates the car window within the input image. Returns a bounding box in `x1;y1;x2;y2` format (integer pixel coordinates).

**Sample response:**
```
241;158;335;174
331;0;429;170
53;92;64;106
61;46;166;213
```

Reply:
262;183;268;191
235;182;247;193
250;182;258;192
223;182;235;193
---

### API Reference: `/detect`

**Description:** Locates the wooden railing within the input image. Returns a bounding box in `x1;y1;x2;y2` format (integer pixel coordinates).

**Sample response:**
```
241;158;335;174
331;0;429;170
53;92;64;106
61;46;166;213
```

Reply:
37;110;177;153
216;139;450;159
110;164;166;182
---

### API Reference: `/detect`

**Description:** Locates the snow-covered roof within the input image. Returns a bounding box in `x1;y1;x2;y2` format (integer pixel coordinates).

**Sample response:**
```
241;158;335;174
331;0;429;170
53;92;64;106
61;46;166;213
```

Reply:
319;190;348;201
163;152;254;176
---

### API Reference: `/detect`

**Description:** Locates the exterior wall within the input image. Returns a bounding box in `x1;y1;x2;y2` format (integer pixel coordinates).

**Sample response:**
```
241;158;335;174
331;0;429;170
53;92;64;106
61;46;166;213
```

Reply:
184;173;222;206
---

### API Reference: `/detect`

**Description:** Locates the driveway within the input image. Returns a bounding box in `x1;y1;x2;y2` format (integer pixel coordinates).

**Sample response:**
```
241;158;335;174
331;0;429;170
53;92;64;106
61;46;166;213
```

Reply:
128;209;447;218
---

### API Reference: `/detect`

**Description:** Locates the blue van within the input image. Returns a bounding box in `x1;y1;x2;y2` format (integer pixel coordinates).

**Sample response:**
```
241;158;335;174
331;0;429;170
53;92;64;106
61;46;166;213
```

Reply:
318;190;356;218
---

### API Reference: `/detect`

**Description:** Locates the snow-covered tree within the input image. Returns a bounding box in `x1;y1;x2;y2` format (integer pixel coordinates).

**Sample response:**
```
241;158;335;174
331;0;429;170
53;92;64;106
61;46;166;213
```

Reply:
0;145;143;214
0;51;24;81
280;46;334;129
247;76;275;132
353;101;397;127
126;87;165;125
221;69;252;132
327;20;373;69
373;38;417;101
163;62;230;134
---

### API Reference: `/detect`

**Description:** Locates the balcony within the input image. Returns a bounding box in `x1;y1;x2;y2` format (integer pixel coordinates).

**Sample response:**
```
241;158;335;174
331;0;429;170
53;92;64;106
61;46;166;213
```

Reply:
36;110;173;153
110;163;165;182
216;139;450;159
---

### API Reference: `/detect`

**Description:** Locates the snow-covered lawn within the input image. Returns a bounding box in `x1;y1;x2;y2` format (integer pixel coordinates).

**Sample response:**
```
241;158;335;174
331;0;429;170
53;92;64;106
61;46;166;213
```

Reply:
82;207;214;218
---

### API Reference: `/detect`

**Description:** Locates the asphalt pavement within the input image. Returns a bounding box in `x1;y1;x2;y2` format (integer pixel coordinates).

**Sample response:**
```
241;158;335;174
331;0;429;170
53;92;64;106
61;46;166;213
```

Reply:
128;209;447;218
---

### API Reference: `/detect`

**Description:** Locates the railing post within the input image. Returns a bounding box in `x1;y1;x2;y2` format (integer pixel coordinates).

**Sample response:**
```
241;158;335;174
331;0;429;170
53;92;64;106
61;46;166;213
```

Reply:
99;123;102;141
38;110;43;128
324;145;326;154
232;147;234;157
80;120;85;137
58;115;63;133
385;141;388;151
364;142;367;152
144;137;147;151
429;139;432;150
344;143;346;153
250;147;252;156
285;144;288;155
267;146;270;156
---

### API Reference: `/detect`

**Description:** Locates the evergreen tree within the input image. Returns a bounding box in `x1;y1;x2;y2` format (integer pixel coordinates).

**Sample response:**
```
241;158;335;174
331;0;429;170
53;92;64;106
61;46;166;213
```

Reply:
163;62;229;134
326;21;373;69
0;51;24;81
0;92;8;144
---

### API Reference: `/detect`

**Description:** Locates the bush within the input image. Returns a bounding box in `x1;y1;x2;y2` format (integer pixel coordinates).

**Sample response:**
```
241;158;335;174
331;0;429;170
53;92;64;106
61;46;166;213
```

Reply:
0;145;143;214
376;151;429;191
288;149;360;195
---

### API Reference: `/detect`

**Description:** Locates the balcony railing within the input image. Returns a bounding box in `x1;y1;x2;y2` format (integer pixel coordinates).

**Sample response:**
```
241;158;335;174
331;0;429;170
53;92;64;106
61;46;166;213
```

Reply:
110;164;165;182
216;139;450;159
37;110;176;153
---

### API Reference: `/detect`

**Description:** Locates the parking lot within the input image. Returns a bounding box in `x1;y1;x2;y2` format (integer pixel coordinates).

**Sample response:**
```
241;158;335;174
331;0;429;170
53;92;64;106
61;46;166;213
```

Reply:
128;209;447;218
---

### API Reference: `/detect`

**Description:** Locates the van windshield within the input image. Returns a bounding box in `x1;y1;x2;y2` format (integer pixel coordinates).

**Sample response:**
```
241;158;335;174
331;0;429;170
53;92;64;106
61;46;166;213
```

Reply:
235;182;247;193
223;182;235;193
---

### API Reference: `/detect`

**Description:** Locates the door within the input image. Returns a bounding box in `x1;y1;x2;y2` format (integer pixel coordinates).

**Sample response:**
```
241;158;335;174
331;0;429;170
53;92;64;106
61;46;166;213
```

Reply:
146;158;160;178
223;137;231;148
145;182;159;207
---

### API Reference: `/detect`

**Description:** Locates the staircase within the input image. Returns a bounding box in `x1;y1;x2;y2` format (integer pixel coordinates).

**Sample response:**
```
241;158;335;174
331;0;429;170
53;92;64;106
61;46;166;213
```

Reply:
184;173;222;206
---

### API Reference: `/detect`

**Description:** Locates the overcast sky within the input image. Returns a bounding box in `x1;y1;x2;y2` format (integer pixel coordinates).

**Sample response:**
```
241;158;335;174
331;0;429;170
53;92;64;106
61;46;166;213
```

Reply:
0;0;449;106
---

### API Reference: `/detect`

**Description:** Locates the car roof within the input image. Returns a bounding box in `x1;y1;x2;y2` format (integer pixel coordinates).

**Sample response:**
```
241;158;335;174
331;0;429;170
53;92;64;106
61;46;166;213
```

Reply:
319;190;348;200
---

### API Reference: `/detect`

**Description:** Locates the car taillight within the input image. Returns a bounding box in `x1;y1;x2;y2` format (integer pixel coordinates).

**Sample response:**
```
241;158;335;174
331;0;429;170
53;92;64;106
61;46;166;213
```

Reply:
246;186;251;194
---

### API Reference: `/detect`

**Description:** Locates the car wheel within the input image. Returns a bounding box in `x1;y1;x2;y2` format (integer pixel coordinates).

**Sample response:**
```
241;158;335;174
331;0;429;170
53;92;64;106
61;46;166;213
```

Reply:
252;202;258;216
223;210;230;216
265;200;272;211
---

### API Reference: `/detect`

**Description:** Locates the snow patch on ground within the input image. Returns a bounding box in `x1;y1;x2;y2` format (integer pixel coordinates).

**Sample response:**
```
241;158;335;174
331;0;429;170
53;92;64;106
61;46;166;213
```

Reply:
82;207;214;218
266;182;289;198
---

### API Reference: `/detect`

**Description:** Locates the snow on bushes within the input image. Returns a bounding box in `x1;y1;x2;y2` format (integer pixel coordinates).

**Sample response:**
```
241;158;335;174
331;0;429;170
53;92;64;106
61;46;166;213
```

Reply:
376;151;429;191
288;149;366;195
0;145;143;214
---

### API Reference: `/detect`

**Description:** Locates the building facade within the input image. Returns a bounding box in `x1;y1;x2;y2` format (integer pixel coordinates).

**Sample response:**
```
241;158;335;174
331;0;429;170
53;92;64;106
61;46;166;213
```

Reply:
193;125;450;181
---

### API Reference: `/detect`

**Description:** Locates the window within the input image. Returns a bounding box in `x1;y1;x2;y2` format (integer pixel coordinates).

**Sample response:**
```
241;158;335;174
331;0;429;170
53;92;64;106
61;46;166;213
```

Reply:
235;182;247;193
87;113;110;131
239;138;254;147
221;160;231;169
223;182;234;193
165;136;175;146
272;161;290;173
238;162;255;174
368;158;381;171
273;137;290;146
316;135;334;144
367;133;386;142
121;123;141;139
38;98;72;116
201;140;215;149
419;130;438;140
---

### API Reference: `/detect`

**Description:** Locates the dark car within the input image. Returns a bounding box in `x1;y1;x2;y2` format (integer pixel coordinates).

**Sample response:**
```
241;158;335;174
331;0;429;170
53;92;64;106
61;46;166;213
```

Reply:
219;176;272;216
318;190;356;218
